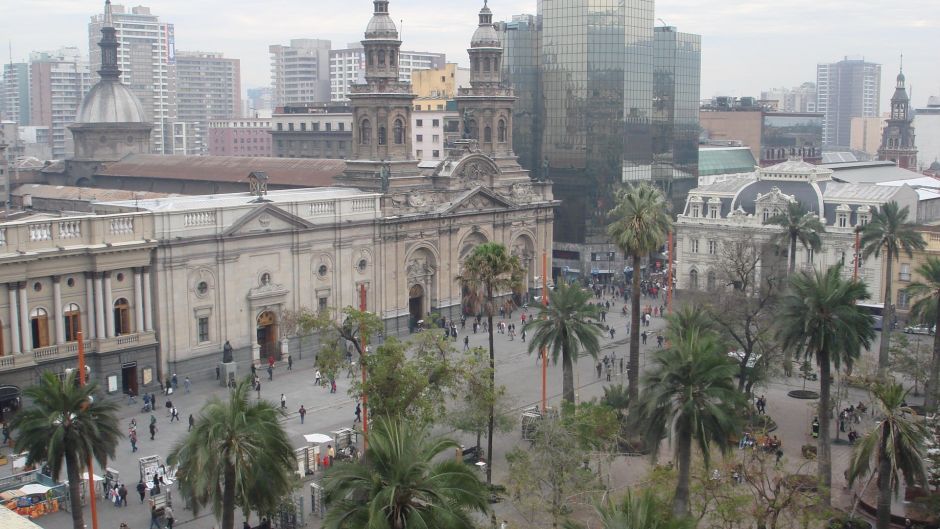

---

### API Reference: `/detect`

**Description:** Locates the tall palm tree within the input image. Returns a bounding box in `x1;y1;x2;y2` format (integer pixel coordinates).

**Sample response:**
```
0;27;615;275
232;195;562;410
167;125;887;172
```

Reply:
564;487;695;529
861;201;925;372
637;312;743;517
525;280;603;403
322;416;490;529
11;371;122;529
456;241;524;484
168;379;295;529
776;264;875;507
763;201;826;276
847;382;930;529
608;183;673;400
906;256;940;412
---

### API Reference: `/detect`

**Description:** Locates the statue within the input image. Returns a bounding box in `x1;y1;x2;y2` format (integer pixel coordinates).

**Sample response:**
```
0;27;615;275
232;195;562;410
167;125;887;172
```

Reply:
222;340;234;363
462;108;475;139
380;160;391;193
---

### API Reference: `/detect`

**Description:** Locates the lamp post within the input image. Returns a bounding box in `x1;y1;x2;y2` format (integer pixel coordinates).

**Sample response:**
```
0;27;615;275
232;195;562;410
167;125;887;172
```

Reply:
541;250;548;412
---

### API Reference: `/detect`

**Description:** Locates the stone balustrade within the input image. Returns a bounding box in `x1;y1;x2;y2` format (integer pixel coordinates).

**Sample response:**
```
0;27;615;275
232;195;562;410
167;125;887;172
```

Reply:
0;332;156;372
0;213;153;256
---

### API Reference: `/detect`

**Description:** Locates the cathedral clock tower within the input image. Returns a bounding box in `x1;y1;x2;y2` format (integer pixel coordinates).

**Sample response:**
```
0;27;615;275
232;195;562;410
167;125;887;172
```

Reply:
878;64;918;170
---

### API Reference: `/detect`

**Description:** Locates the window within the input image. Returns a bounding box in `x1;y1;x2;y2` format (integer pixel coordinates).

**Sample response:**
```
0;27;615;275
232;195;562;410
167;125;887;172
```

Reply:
432;134;440;143
394;119;405;144
709;205;719;219
300;122;306;132
897;290;910;310
338;122;345;131
690;239;699;253
378;126;387;145
313;122;320;132
432;150;440;158
690;205;700;218
707;240;717;255
762;209;770;222
498;119;507;143
432;119;440;127
325;123;331;132
416;134;423;142
318;297;328;313
64;303;81;342
277;123;283;131
706;271;717;291
838;213;848;228
197;317;210;343
30;308;50;348
288;123;294;132
360;119;371;145
114;298;131;335
899;263;911;282
689;270;699;290
484;125;492;143
416;149;424;158
416;119;423;127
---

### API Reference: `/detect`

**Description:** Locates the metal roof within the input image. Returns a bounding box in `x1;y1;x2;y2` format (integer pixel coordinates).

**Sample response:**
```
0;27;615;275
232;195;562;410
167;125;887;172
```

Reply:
96;154;347;187
824;182;905;202
12;184;177;201
697;147;756;176
826;163;921;184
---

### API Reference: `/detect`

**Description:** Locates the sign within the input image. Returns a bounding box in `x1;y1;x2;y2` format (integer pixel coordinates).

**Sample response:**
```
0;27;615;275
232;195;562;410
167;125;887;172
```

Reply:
591;252;617;262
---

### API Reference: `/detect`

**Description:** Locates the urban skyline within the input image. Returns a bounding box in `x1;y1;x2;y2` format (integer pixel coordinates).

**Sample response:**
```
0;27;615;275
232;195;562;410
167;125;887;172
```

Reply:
0;0;936;112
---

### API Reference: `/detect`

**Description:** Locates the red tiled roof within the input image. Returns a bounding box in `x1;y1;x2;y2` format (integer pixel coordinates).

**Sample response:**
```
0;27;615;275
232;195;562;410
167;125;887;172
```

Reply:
96;154;346;187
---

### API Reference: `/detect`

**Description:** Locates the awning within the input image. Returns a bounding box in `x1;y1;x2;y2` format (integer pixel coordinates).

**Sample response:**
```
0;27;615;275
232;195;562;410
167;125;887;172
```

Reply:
303;433;333;444
18;484;51;495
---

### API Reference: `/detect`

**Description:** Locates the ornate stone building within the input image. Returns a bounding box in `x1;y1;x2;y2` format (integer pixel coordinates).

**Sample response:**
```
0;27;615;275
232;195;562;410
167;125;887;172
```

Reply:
878;66;918;170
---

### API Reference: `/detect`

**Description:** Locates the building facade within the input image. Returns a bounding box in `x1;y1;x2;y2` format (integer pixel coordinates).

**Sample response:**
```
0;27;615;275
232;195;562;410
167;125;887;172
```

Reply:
28;48;92;159
700;106;823;167
1;63;30;125
88;3;176;154
208;118;272;157
270;104;352;159
816;59;881;148
269;39;332;106
175;51;242;155
851;116;887;157
329;43;445;102
496;14;541;178
914;96;940;172
761;83;817;113
878;68;917;170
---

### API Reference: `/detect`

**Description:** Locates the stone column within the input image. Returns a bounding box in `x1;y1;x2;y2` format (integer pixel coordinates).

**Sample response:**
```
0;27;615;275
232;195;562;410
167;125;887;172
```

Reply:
103;272;115;338
133;268;144;333
142;267;153;331
7;284;21;354
93;274;106;339
84;274;96;339
52;276;65;345
18;283;31;353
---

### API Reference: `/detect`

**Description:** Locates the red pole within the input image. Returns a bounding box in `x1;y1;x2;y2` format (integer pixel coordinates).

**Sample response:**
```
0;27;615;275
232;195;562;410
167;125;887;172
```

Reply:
666;231;673;315
853;228;860;281
541;250;548;413
358;285;369;450
76;330;99;529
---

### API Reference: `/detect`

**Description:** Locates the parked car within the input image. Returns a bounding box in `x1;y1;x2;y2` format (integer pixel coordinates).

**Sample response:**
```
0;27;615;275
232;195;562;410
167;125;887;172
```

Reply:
903;324;935;335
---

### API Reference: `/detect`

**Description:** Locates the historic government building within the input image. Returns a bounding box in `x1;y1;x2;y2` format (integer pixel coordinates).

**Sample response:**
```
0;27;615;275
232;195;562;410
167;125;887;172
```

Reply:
0;1;555;393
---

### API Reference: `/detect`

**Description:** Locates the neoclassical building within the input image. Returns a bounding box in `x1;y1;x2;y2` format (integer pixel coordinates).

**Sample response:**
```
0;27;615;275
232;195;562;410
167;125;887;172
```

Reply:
676;159;918;300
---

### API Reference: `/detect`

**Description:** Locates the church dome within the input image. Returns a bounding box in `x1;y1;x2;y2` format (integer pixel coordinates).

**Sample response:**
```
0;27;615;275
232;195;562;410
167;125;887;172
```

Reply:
76;79;148;124
471;24;500;48
930;160;940;171
365;14;398;39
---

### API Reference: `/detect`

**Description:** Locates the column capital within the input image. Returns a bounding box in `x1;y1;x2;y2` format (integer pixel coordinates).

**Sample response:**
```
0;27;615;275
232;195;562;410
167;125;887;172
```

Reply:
85;271;96;280
103;271;112;279
51;275;61;283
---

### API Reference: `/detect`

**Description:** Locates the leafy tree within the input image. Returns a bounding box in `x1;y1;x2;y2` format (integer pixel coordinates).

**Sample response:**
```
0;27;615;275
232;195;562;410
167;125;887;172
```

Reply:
310;306;384;361
889;333;931;396
860;201;925;373
525;280;603;403
763;201;825;275
904;256;940;411
563;487;695;529
848;382;930;529
280;306;319;359
322;417;489;529
168;379;295;529
456;242;525;484
446;346;515;456
776;264;875;507
636;309;744;517
11;371;122;529
607;182;673;400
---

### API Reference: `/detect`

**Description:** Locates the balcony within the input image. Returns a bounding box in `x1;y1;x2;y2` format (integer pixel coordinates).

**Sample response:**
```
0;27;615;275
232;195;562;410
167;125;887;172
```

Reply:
899;272;911;282
0;213;154;257
0;331;157;372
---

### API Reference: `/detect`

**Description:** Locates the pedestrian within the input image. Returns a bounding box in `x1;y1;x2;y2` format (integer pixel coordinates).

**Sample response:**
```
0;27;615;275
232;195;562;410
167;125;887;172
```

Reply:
137;480;147;503
280;393;287;409
521;329;526;342
165;505;175;529
183;377;191;394
267;364;273;381
596;362;602;378
605;365;612;382
188;414;194;432
250;363;256;377
215;365;220;380
255;380;261;398
641;331;647;345
149;422;157;441
328;444;335;465
656;335;664;348
609;328;615;339
299;405;306;424
315;370;322;387
129;430;138;452
119;483;128;507
354;402;362;423
330;379;337;394
171;407;180;422
149;499;160;529
288;354;293;370
171;373;178;390
152;478;161;496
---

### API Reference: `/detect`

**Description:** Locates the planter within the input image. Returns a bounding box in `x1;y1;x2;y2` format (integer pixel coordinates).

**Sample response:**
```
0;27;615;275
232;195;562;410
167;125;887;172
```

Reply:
788;390;819;399
783;473;818;492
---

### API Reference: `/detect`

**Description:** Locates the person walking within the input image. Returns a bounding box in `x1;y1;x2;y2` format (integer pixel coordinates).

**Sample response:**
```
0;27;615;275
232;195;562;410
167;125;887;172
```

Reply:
129;430;138;452
136;480;147;504
463;335;470;351
171;373;178;391
330;379;337;394
267;364;274;381
255;380;261;399
119;483;128;507
287;354;293;371
187;414;195;432
299;405;306;424
328;444;335;465
354;402;362;423
280;393;287;409
183;377;191;394
165;505;175;529
148;499;160;529
149;421;157;441
315;370;322;387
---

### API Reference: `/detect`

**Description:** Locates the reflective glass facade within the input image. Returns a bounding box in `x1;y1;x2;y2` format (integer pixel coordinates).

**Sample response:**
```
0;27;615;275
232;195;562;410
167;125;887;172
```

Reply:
497;15;542;178
760;113;823;165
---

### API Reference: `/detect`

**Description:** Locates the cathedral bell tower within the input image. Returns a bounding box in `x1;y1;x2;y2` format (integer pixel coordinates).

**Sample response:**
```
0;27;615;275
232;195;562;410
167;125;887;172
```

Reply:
878;62;917;170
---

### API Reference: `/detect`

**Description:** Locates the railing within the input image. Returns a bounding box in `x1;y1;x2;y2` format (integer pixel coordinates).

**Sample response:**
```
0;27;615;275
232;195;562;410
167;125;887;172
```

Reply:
0;227;6;246
1;213;152;254
116;334;140;345
309;201;336;215
32;344;60;360
0;355;17;368
183;211;217;227
899;272;911;282
109;216;134;235
29;222;52;241
58;220;83;239
350;198;374;212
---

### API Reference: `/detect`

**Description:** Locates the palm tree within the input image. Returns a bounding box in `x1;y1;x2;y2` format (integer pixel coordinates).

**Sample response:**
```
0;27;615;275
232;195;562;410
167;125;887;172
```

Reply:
906;256;940;412
525;280;603;403
322;416;490;529
11;371;121;529
564;487;694;529
776;264;875;507
168;378;295;529
847;382;930;529
861;201;925;372
763;201;826;275
456;242;524;484
608;183;673;400
637;311;743;517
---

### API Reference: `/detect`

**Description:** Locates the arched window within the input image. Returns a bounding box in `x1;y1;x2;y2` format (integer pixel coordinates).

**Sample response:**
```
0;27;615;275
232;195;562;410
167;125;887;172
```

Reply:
688;270;698;290
484;125;492;143
30;308;50;348
389;51;396;66
64;303;81;342
378;49;386;66
367;51;374;66
497;119;507;143
706;271;717;291
484;58;491;72
114;298;131;335
360;119;371;145
466;119;478;140
472;58;479;72
393;118;405;144
378;125;387;145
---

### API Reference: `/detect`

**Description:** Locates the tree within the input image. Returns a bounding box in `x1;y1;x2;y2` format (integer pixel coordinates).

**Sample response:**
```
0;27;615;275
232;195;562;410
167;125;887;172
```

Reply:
322;417;490;529
636;309;744;517
310;306;384;362
904;256;940;411
280;307;319;359
776;264;875;507
456;242;525;484
563;487;695;529
11;371;122;529
860;201;925;373
168;379;295;529
525;280;604;403
847;382;930;529
446;346;515;456
607;182;673;400
889;333;931;396
763;201;825;275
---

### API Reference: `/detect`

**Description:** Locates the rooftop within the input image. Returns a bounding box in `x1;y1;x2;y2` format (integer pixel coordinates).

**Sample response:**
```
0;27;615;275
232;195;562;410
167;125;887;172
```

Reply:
12;184;176;202
98;187;375;213
697;146;757;177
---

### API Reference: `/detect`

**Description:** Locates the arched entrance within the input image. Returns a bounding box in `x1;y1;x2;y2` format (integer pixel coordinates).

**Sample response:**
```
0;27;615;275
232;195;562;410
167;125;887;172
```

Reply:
256;311;278;361
409;284;424;331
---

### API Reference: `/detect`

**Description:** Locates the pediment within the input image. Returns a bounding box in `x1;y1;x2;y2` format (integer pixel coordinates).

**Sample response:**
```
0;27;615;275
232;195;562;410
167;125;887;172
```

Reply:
440;186;518;214
223;203;315;237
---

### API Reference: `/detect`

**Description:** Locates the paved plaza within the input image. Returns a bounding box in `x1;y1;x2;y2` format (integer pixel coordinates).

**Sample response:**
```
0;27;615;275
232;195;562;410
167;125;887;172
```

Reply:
2;294;914;529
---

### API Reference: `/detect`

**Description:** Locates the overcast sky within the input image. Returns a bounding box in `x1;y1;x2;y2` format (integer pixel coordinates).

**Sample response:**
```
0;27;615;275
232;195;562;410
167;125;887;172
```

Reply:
3;0;938;110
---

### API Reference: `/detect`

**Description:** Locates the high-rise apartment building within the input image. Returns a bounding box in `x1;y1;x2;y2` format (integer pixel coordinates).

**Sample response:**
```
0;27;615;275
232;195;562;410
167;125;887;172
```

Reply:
246;87;273;116
175;51;242;155
2;63;30;125
269;39;331;106
28;48;92;158
329;44;445;102
88;4;176;154
816;58;881;148
761;83;817;113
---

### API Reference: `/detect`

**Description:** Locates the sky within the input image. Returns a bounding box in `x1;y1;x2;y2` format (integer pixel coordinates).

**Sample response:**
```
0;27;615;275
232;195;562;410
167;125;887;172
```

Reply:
2;0;938;111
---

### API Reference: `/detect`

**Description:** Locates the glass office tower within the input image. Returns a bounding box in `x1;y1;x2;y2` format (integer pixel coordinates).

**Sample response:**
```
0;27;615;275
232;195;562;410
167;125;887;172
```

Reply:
497;14;542;179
